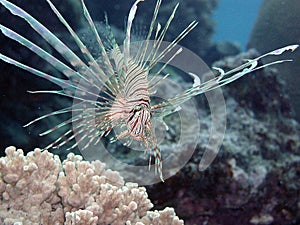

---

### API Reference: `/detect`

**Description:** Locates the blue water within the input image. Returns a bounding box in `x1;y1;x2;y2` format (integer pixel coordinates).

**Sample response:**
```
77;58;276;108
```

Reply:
213;0;262;50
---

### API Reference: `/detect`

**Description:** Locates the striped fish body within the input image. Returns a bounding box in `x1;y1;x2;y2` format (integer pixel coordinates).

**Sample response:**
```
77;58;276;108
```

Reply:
108;84;152;143
106;47;162;178
107;46;152;142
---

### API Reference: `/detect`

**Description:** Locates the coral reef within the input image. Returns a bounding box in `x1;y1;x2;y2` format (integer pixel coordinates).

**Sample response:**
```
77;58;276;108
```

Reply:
247;0;300;121
0;146;183;225
1;1;299;224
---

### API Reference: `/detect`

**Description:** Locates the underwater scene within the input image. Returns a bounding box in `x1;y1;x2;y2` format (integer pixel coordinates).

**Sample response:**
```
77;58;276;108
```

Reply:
0;0;299;224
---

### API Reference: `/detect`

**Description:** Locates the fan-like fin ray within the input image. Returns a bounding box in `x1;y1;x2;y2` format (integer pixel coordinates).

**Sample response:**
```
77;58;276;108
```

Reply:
152;44;299;117
0;0;95;80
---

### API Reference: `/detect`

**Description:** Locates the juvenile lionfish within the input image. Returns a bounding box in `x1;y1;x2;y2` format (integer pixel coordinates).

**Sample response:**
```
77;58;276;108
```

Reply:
0;0;298;181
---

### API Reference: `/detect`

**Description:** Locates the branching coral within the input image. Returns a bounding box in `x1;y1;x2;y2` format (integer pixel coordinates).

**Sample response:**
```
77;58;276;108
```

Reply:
0;146;183;225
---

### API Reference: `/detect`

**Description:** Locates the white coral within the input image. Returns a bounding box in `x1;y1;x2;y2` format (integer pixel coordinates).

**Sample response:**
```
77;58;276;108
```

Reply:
0;146;183;225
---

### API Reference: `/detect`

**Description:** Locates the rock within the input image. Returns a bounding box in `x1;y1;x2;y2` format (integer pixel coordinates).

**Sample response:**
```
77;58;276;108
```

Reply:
147;51;300;225
247;0;300;121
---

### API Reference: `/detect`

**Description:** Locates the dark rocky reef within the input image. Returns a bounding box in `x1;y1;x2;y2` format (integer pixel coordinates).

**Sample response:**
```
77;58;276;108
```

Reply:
248;0;300;121
146;50;300;225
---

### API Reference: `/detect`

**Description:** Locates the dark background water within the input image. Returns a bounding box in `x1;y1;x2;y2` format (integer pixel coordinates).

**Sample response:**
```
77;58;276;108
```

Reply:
213;0;262;49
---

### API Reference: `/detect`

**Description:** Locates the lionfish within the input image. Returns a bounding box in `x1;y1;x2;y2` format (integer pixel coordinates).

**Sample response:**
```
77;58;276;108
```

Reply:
0;0;298;181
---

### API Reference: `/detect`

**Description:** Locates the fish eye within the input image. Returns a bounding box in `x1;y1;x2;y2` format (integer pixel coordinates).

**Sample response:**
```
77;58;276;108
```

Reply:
134;105;142;111
130;105;142;114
